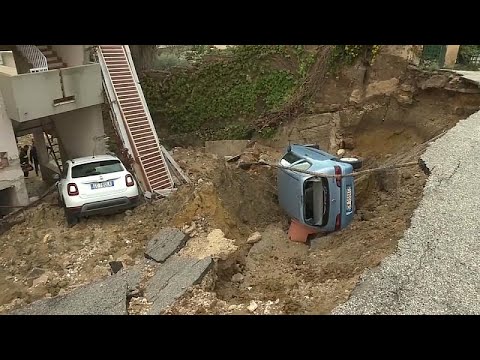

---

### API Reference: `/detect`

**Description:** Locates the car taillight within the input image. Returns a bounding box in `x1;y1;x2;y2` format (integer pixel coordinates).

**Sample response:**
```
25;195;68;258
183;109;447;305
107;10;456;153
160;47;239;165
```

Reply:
334;165;342;187
67;183;79;196
125;174;135;187
335;213;341;231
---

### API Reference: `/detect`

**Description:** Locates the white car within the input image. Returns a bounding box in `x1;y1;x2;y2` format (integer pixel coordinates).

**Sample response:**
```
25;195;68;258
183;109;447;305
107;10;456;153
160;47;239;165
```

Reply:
54;155;140;226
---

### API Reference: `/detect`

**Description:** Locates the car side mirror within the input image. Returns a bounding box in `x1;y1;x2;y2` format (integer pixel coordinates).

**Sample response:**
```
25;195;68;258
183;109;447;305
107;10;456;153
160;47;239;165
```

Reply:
53;174;60;181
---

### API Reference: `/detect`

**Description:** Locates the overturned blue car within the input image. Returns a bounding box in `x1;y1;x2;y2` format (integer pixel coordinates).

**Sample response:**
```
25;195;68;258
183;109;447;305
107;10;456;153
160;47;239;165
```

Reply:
277;144;362;233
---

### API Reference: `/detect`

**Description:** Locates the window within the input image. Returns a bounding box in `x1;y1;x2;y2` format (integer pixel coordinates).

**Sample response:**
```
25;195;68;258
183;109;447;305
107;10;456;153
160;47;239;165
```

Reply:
72;160;123;179
280;152;312;171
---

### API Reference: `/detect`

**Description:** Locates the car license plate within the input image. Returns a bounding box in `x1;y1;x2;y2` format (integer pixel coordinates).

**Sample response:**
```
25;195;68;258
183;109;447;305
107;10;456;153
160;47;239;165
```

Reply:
91;180;114;190
346;186;352;212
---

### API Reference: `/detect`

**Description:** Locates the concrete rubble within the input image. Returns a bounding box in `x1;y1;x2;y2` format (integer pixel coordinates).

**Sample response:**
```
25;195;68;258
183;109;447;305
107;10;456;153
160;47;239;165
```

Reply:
144;227;189;263
145;256;213;315
9;227;212;315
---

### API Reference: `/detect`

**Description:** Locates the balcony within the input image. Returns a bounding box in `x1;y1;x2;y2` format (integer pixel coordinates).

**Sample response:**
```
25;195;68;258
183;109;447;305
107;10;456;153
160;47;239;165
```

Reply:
0;63;103;122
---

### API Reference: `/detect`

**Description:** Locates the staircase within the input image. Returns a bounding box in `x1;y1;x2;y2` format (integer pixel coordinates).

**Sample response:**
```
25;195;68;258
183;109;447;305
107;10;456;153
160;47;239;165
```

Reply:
40;118;63;173
97;45;173;192
36;45;67;70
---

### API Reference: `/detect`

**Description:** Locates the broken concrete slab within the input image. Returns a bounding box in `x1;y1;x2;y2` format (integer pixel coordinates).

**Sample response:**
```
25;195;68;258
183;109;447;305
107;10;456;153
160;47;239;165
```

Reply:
145;256;213;315
117;265;143;298
205;140;250;157
10;273;128;315
145;227;189;263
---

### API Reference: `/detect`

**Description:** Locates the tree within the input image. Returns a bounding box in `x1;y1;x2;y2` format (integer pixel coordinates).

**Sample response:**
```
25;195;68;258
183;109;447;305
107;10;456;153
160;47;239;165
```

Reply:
129;45;157;73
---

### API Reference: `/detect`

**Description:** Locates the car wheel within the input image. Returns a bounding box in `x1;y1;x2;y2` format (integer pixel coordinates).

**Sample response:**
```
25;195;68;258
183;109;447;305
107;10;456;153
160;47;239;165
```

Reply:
57;191;64;207
339;157;363;170
64;207;79;227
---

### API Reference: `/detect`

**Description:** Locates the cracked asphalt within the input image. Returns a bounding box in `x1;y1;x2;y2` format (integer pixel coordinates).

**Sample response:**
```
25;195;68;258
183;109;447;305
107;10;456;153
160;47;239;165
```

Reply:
333;110;480;315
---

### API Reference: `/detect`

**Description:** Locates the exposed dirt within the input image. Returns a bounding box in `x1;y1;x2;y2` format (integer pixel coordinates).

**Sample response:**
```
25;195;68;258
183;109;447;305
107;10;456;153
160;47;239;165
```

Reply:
164;137;428;314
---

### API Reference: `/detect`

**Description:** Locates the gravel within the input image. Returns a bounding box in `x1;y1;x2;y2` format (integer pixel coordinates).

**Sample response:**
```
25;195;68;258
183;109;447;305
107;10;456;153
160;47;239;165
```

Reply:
333;111;480;315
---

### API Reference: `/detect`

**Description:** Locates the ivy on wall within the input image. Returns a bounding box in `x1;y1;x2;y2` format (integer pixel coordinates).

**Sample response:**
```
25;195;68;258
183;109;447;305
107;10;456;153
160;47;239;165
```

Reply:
141;46;320;137
328;45;380;73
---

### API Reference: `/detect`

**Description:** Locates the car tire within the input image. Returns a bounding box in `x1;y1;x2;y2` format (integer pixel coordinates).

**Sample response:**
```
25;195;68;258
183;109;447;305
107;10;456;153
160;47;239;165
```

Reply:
57;191;64;207
64;207;79;227
339;157;363;170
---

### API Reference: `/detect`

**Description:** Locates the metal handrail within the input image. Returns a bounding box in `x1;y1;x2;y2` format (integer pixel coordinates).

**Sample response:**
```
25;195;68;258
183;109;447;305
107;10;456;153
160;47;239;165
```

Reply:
16;45;48;73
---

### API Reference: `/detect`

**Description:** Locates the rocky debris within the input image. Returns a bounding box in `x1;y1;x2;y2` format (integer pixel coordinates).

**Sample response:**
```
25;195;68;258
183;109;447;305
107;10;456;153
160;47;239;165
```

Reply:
400;83;415;93
357;210;375;221
32;273;49;288
179;229;238;261
225;154;242;163
337;149;346;157
144;227;188;263
454;105;480;117
418;74;449;90
128;297;153;315
205;140;250;157
395;93;413;105
143;191;153;200
247;300;258;313
42;234;52;243
365;78;400;98
93;265;111;278
11;272;129;315
109;261;123;274
145;256;213;315
338;109;365;129
183;222;196;235
231;273;244;283
117;254;134;266
27;267;46;280
349;89;363;104
162;287;284;315
246;232;262;245
339;137;355;150
279;113;337;151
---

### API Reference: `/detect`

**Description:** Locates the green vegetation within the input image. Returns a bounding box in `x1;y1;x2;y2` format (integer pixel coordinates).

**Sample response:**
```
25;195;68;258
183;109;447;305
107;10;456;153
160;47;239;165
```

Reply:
141;45;380;140
328;45;380;73
456;45;480;70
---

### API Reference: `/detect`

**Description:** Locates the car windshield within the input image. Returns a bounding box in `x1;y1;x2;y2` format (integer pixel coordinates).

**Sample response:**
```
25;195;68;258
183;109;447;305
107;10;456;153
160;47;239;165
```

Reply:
71;160;123;178
280;151;312;171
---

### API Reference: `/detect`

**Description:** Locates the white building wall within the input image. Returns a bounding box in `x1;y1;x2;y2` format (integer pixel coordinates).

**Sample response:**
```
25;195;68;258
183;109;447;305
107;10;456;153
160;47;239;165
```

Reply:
0;89;29;207
52;105;106;160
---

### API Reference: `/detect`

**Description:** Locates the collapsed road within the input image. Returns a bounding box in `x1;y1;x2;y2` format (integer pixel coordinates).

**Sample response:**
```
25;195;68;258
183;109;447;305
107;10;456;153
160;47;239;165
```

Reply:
333;110;480;315
9;227;213;315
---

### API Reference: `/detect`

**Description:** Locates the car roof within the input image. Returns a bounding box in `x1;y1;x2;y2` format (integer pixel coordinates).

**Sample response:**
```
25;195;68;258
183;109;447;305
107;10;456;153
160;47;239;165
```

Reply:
68;154;120;166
